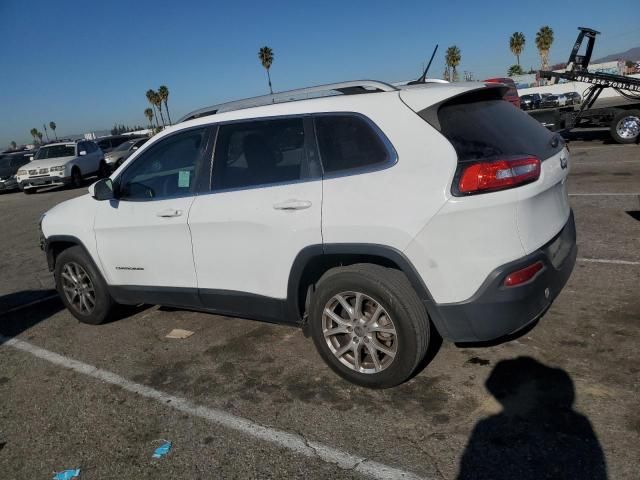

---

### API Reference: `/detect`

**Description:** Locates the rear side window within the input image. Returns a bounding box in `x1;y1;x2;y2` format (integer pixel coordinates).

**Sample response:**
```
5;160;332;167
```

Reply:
434;99;563;161
315;115;390;174
212;117;313;191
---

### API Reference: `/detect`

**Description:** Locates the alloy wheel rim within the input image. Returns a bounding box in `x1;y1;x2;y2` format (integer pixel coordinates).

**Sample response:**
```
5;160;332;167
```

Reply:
616;116;640;139
60;262;96;315
322;291;398;374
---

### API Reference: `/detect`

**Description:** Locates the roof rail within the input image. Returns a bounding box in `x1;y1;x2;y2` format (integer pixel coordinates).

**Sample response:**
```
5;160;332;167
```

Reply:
178;80;398;123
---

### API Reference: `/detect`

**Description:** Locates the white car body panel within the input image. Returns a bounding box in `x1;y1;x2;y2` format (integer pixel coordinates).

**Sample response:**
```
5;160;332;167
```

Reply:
189;180;322;299
320;96;455;250
93;196;197;288
41;195;101;266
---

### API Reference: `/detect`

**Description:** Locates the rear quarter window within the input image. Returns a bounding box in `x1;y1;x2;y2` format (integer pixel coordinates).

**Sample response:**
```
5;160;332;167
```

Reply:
314;115;392;174
429;97;563;161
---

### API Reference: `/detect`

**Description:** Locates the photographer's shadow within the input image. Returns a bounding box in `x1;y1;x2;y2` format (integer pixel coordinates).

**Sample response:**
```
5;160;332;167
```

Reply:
458;357;607;480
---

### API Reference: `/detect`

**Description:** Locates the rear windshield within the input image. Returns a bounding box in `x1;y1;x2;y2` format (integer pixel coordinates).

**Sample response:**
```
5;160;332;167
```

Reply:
433;98;563;161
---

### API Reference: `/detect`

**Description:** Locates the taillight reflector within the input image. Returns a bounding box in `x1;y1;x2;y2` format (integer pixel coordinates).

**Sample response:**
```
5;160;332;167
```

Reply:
458;156;541;194
503;261;544;287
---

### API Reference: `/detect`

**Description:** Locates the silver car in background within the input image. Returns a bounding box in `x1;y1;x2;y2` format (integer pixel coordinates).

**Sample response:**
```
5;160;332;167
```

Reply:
104;137;148;171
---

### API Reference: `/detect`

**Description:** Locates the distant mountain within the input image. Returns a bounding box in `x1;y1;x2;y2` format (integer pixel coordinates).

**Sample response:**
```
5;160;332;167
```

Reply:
593;47;640;63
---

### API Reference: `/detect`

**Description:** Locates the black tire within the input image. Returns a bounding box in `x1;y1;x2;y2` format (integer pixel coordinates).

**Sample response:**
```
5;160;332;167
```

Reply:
55;246;116;325
98;160;109;178
23;188;36;195
309;264;430;388
610;110;640;144
70;168;83;188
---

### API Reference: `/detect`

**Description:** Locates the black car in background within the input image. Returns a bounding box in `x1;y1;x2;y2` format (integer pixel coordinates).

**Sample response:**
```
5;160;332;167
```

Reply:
520;93;542;110
0;151;31;192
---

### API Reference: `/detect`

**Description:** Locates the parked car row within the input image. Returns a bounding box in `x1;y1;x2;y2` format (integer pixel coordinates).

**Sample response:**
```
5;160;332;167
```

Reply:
521;92;582;110
0;134;148;194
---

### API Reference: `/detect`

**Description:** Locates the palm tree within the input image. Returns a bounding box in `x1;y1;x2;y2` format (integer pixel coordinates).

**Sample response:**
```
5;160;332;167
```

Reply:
153;93;166;127
535;26;554;71
36;131;43;144
509;32;526;66
144;108;155;129
158;85;172;125
9;141;17;150
445;46;461;82
258;46;274;94
146;89;164;128
30;128;39;144
49;121;58;140
508;64;524;76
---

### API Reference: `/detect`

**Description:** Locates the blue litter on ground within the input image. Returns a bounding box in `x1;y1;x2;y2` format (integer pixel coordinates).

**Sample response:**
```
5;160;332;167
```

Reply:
152;441;172;458
53;469;80;480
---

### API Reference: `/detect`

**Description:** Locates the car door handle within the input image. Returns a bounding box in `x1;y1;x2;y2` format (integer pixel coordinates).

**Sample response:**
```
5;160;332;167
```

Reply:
273;200;312;211
156;208;183;218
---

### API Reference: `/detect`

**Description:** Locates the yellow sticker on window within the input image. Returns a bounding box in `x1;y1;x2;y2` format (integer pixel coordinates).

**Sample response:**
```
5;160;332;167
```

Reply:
178;170;190;188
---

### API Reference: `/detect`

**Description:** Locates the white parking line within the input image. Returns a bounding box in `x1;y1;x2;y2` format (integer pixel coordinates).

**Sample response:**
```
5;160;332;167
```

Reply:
0;336;428;480
578;257;640;266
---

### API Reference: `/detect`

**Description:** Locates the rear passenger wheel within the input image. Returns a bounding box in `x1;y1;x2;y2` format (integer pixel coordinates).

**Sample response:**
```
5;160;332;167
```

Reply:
610;110;640;144
55;246;115;325
309;264;430;388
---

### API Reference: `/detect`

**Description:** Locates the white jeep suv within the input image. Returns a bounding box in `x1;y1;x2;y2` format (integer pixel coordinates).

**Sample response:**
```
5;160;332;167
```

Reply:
17;140;108;193
40;80;576;388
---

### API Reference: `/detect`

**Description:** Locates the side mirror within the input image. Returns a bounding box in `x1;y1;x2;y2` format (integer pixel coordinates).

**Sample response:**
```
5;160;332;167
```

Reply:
91;178;115;201
79;150;87;156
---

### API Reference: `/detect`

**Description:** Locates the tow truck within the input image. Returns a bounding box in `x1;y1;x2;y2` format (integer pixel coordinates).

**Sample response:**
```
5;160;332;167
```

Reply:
528;27;640;144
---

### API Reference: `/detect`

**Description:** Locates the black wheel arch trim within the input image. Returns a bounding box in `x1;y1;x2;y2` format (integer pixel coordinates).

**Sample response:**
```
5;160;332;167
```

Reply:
44;235;94;272
286;243;442;329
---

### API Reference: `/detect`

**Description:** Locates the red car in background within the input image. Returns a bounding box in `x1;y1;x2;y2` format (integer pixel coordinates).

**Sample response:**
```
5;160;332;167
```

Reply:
484;77;521;109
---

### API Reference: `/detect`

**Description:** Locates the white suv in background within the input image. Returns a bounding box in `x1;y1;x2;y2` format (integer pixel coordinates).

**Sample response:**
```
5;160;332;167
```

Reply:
40;80;576;388
17;140;108;193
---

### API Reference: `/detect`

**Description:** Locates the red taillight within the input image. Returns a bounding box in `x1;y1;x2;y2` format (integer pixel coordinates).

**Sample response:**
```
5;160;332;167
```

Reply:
457;156;541;194
503;261;544;287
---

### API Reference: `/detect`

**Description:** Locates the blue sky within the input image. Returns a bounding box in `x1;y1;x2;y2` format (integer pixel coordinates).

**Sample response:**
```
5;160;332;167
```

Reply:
1;0;638;147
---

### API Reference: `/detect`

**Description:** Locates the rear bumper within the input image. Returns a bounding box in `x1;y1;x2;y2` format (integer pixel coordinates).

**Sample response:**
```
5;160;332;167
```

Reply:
427;210;577;343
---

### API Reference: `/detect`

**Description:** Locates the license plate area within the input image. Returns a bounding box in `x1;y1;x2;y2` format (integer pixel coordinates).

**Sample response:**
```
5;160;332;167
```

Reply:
544;224;573;268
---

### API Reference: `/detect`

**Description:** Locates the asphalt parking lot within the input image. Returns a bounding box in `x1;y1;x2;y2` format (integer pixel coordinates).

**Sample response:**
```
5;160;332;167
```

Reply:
1;136;639;479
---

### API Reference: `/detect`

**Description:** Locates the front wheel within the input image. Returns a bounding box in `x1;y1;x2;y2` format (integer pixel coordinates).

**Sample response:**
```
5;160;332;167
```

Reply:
55;246;116;324
309;264;431;388
70;168;83;188
610;110;640;144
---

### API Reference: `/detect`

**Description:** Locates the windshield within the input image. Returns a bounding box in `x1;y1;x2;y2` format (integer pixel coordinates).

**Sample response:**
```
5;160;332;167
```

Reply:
35;145;76;160
113;141;136;152
0;156;11;168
